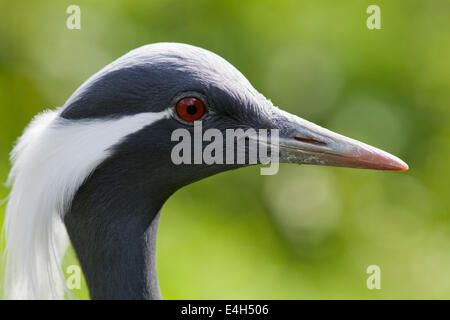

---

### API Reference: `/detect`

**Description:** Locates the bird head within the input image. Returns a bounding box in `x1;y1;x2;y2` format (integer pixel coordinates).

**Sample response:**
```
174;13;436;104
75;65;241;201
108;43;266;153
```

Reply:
61;42;408;196
3;42;409;300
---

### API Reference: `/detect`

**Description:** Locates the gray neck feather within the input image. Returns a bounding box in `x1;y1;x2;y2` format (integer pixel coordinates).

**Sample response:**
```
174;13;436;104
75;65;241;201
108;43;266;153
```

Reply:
64;158;167;300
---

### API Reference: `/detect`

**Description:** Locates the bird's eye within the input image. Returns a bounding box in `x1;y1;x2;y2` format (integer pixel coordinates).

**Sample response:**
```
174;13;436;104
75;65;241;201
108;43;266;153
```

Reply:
175;97;206;122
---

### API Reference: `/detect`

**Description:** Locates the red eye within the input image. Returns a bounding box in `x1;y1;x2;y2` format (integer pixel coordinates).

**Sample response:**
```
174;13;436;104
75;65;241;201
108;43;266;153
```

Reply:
175;97;206;122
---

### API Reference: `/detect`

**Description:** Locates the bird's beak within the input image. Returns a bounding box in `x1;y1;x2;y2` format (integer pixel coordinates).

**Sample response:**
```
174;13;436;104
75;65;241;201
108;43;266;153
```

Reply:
272;108;408;171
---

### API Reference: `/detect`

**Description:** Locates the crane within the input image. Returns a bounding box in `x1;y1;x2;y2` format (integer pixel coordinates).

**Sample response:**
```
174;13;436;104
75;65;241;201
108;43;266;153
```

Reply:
3;43;408;300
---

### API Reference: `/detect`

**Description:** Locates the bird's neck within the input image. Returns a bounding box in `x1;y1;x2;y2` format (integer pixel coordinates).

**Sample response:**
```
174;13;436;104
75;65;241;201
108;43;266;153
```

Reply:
64;165;168;300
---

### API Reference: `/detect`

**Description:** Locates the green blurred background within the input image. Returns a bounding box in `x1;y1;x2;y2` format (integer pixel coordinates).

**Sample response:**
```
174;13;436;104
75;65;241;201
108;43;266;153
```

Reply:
0;0;449;299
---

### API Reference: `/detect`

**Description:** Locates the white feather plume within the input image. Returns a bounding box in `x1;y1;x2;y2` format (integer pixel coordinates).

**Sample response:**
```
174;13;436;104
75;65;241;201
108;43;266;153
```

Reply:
3;108;169;299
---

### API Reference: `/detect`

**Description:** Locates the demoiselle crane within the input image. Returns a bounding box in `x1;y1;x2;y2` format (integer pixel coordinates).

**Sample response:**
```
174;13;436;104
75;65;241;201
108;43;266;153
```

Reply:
3;43;408;300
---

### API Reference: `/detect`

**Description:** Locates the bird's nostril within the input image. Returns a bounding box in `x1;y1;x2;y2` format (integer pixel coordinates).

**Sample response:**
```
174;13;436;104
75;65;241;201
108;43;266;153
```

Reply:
294;136;327;146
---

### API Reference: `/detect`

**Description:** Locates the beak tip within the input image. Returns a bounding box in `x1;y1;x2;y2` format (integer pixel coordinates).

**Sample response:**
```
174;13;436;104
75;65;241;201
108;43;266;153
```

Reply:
381;153;409;172
395;161;409;172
